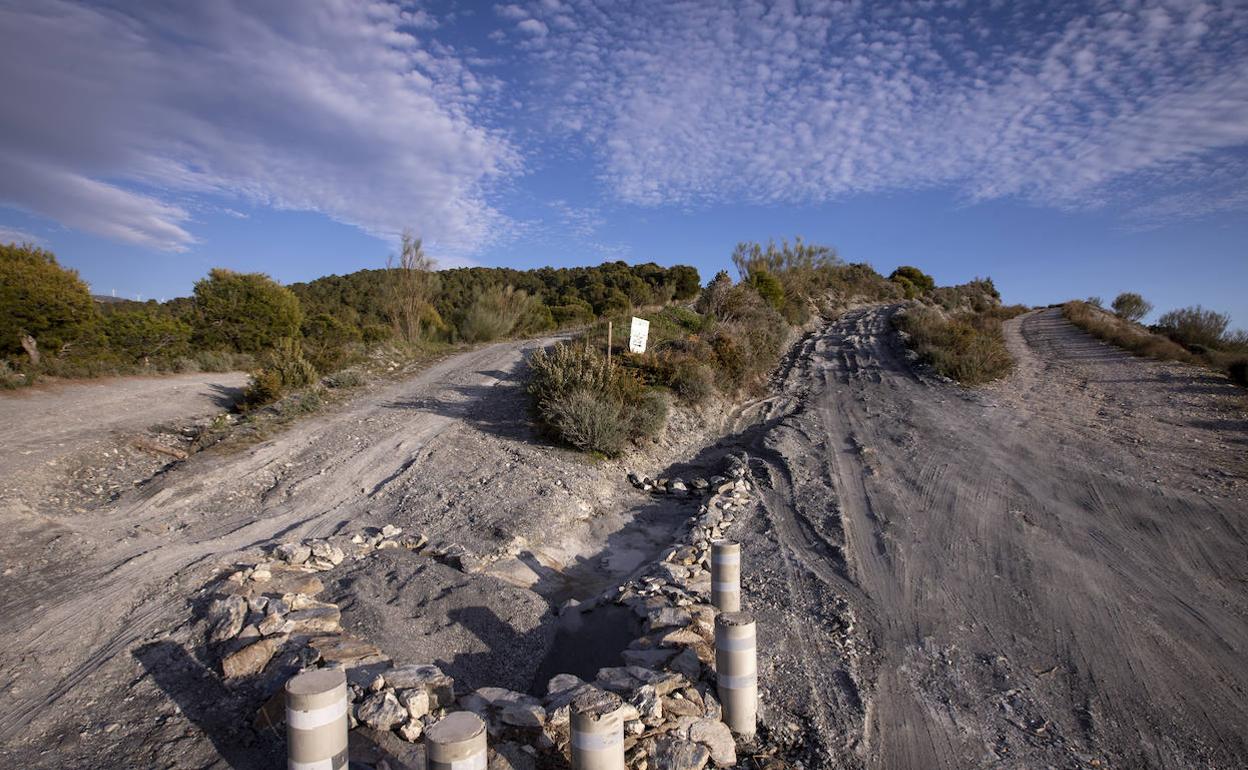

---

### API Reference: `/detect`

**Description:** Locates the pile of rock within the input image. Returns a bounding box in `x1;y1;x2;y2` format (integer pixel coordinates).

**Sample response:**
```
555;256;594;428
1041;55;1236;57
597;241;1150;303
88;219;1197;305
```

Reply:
193;451;788;769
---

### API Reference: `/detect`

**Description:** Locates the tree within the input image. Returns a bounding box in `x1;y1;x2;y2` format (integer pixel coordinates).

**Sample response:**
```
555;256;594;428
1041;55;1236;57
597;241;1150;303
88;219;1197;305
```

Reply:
670;266;701;300
1111;292;1152;323
0;242;98;361
889;266;935;294
746;269;785;311
1155;306;1230;350
695;271;734;319
192;268;302;353
103;308;191;364
385;230;444;343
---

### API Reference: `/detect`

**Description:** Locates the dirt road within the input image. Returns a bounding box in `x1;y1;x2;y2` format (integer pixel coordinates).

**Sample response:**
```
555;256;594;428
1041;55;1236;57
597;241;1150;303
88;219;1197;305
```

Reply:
744;306;1248;768
0;371;247;476
0;336;716;767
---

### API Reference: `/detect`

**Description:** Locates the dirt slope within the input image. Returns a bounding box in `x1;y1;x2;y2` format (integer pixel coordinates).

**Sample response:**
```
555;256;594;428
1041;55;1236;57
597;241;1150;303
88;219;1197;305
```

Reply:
742;306;1248;768
0;335;721;766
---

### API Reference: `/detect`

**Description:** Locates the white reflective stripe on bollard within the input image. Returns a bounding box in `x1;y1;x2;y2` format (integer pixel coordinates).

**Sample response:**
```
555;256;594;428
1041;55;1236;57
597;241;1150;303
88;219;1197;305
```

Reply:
716;634;755;652
572;730;624;751
712;581;740;593
711;552;740;565
286;696;348;730
718;672;758;690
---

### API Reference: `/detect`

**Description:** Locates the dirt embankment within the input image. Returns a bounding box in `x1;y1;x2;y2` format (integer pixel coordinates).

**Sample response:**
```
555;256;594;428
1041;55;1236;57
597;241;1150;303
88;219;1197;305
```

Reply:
737;305;1247;768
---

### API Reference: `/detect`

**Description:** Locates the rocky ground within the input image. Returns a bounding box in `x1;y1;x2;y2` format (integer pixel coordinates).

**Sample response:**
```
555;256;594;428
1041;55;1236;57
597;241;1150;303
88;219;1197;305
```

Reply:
0;306;1244;769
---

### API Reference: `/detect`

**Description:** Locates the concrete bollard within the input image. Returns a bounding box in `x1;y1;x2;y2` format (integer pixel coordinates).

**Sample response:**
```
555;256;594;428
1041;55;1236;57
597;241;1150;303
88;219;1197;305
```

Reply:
711;540;742;612
286;668;349;770
425;711;488;770
570;688;626;770
715;611;758;738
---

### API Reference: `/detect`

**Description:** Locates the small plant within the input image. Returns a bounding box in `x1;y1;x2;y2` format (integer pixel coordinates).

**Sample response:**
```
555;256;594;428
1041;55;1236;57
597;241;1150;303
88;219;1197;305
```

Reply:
1155;306;1231;350
323;369;367;389
1111;292;1152;323
243;338;318;408
895;306;1015;385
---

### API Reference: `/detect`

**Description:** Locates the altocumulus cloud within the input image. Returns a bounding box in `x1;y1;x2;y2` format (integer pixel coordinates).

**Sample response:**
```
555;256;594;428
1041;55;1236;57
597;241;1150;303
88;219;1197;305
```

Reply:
0;1;519;252
503;0;1248;218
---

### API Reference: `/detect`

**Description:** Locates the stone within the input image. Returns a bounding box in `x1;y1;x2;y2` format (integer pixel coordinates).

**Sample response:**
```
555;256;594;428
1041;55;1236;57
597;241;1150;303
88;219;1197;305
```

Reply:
630;685;663;727
285;605;342;634
380;524;402;538
250;565;272;582
595;667;640;694
500;702;546;729
623;647;678;669
652;737;710;770
546;673;587;698
257;612;292;636
309;634;383;666
206;595;247;643
438;543;483;573
221;635;286;678
647;606;692;630
310;541;345;566
691;478;709;491
685;719;736;767
357;691;406;732
398;688;430;720
384;664;456;707
668;647;703;681
275;542;311;564
398;718;423;742
668;479;689;495
662;696;702;718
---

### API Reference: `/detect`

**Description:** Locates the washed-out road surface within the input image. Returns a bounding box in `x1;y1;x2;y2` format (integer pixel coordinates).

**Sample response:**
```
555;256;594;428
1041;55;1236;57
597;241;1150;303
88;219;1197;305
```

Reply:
741;306;1248;769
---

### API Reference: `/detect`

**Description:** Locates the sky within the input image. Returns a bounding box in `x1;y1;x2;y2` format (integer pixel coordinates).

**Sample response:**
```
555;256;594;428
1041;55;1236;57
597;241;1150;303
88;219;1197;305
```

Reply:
1;0;1246;327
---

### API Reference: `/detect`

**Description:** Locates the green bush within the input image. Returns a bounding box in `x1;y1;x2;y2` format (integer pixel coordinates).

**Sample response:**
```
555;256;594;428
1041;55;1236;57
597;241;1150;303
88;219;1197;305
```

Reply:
302;313;361;373
192;268;303;353
1155;306;1231;350
0;242;98;360
102;308;192;365
243;338;318;408
324;369;367;388
889;266;935;295
1111;292;1152;322
527;342;666;455
458;285;548;343
895;307;1014;385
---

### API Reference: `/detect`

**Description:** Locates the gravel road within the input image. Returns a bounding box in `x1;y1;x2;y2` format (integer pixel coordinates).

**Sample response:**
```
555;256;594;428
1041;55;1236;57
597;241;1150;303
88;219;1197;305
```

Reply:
740;306;1248;768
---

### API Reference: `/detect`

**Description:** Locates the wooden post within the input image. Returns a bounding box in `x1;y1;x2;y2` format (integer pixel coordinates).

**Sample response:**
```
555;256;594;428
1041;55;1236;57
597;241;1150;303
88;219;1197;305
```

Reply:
606;320;613;370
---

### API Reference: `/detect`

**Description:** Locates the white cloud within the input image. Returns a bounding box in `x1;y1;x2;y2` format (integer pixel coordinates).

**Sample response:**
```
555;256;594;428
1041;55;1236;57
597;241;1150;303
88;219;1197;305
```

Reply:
0;1;519;254
511;0;1248;218
0;224;43;246
517;18;549;36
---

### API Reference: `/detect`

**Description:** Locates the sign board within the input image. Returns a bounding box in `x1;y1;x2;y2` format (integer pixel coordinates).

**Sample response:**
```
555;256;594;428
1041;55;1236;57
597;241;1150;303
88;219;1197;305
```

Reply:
628;316;650;354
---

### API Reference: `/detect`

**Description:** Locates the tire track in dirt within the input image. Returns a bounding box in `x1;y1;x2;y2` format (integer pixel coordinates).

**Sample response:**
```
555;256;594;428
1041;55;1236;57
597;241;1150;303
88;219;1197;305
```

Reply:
741;305;1248;769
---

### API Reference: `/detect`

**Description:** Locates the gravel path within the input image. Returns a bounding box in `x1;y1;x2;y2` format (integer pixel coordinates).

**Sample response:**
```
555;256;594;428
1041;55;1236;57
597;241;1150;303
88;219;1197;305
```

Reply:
739;305;1248;768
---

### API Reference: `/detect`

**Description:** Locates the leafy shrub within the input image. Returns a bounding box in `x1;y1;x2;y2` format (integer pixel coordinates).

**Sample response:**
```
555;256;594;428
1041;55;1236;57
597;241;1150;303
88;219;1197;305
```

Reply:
1155;306;1230;350
1111;292;1152;322
102;308;192;365
895;306;1014;385
665;357;714;404
458;285;548;343
889;266;935;295
192;268;303;353
550;299;596;327
243;338;318;408
1085;296;1103;308
0;242;98;360
302;313;361;374
528;342;666;455
194;349;238;372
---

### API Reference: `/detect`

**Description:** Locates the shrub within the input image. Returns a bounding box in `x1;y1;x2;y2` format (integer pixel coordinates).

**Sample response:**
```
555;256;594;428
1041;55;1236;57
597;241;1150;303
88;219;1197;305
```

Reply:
1063;301;1192;361
544;389;630;455
658;352;715;405
302;313;361;373
895;306;1014;385
0;242;98;361
889;266;935;295
192;268;303;353
243;338;318;408
1111;292;1152;323
194;349;237;372
324;369;367;389
102;308;192;365
1155;306;1230;350
550;299;596;327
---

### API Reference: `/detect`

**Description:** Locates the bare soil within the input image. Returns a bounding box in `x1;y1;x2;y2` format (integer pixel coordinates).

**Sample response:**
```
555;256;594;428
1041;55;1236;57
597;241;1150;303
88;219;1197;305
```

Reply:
735;306;1248;768
0;307;1244;769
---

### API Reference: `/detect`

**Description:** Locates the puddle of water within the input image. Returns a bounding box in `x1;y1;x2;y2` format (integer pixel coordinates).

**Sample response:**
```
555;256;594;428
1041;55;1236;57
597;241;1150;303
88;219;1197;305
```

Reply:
528;603;641;696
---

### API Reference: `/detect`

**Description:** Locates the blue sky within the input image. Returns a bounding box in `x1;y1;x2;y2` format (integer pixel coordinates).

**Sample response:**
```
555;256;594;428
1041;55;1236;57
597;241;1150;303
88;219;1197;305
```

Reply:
1;0;1246;327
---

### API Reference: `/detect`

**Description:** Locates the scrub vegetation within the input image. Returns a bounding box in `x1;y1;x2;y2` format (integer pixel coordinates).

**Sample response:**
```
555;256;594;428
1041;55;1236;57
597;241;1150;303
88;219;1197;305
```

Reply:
1064;295;1248;387
528;238;907;455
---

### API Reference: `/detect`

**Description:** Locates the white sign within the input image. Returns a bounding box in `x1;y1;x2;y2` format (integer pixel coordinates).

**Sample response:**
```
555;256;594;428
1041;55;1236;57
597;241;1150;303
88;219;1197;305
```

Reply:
628;316;650;354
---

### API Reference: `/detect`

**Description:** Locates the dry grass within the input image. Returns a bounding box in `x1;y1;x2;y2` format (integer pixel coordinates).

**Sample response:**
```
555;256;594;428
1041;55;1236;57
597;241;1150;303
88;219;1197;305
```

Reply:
895;304;1027;386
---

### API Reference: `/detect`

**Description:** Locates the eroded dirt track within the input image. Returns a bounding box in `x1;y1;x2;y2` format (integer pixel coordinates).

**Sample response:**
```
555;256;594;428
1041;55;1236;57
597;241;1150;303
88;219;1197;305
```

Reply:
749;306;1248;768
